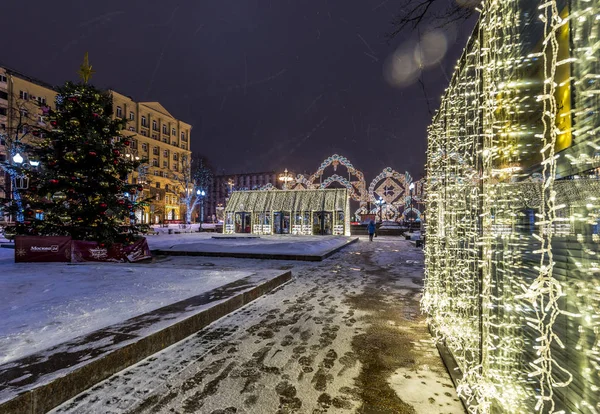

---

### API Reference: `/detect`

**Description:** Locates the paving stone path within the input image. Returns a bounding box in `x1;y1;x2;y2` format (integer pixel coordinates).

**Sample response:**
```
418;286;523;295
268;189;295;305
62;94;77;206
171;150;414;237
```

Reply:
51;237;464;414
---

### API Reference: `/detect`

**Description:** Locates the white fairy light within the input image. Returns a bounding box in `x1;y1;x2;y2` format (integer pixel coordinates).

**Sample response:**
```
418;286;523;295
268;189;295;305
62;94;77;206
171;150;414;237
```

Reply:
423;0;600;412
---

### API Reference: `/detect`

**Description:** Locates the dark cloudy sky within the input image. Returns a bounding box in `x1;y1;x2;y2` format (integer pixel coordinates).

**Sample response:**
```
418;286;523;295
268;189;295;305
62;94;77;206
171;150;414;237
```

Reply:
2;0;474;180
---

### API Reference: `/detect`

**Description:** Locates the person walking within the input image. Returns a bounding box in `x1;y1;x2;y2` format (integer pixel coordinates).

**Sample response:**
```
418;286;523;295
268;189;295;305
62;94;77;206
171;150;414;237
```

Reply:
367;220;376;242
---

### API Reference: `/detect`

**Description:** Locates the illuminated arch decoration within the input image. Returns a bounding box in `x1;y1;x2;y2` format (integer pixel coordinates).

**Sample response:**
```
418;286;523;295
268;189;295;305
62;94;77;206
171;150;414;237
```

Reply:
401;207;421;220
368;168;411;203
354;205;369;220
258;183;277;191
309;154;367;206
319;174;356;198
289;174;314;190
368;168;423;221
369;203;400;221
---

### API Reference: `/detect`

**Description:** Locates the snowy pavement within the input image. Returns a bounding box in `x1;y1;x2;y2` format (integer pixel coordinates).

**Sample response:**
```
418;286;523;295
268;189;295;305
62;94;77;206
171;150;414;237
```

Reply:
51;237;464;414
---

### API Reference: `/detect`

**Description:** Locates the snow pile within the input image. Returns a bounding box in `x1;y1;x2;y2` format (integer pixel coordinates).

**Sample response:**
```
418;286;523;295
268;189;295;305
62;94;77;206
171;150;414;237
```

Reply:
0;263;254;364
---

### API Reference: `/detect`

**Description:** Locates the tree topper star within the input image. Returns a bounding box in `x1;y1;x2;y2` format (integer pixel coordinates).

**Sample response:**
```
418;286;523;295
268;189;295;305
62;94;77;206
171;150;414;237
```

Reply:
77;52;95;83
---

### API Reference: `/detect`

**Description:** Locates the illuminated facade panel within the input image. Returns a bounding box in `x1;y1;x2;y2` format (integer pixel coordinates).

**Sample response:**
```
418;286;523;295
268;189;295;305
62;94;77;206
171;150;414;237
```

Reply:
424;1;600;412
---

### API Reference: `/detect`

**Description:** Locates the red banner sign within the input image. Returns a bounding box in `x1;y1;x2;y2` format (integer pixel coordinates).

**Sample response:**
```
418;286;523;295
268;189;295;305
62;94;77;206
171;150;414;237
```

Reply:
123;237;152;262
71;240;127;263
14;236;151;263
15;236;72;263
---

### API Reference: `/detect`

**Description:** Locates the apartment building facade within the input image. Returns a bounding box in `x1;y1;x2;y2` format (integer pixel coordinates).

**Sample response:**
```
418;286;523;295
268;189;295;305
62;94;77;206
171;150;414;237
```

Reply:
0;66;191;224
207;172;279;220
111;91;192;223
0;67;57;219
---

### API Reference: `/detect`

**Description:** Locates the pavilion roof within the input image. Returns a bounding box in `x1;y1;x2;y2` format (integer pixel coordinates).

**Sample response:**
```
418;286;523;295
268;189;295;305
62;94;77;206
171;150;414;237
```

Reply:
225;188;348;213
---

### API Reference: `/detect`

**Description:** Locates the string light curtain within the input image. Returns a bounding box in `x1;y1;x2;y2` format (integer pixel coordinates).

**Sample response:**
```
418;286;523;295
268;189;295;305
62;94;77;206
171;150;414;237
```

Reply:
423;0;600;412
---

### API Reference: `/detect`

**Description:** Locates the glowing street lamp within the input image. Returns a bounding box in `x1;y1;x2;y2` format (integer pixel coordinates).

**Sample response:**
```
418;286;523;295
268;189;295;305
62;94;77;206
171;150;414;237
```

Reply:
279;168;293;190
197;189;206;223
375;197;385;222
409;182;415;229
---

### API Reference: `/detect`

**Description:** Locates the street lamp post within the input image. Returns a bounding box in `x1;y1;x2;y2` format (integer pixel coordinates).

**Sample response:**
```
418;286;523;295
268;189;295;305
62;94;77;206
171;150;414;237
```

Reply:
197;189;206;224
409;182;415;231
375;197;385;223
9;152;39;223
227;178;235;196
278;168;292;190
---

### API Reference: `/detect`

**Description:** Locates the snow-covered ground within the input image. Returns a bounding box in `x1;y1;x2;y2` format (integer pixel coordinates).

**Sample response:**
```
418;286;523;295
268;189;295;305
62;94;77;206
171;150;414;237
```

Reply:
0;233;349;365
146;233;356;256
0;260;256;364
50;237;464;414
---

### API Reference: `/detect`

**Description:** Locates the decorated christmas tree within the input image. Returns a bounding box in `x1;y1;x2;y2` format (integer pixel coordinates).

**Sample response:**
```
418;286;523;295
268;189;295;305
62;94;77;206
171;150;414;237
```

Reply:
8;55;147;245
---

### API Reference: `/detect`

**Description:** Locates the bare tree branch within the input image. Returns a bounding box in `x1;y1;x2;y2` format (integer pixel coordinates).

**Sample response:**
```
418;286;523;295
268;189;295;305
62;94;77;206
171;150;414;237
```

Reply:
386;0;477;39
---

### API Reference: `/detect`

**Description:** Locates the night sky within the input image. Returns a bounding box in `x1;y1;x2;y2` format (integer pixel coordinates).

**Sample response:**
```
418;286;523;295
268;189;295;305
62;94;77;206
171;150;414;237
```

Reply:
2;1;474;180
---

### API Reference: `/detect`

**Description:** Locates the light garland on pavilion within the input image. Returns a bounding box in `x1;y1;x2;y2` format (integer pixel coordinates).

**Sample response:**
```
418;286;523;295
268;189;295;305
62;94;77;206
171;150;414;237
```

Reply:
423;0;600;413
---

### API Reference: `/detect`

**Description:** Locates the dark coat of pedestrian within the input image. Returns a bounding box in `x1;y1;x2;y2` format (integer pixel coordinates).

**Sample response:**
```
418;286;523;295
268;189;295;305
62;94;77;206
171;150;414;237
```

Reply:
367;220;376;241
